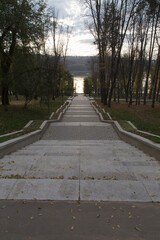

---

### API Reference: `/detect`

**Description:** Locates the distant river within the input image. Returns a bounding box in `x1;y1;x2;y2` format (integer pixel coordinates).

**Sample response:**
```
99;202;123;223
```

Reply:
74;76;85;94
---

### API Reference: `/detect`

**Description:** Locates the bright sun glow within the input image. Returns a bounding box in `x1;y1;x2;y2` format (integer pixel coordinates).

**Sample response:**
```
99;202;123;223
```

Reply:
74;77;84;93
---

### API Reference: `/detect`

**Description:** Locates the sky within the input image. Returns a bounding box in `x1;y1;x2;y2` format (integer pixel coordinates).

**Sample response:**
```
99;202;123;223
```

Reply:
47;0;98;56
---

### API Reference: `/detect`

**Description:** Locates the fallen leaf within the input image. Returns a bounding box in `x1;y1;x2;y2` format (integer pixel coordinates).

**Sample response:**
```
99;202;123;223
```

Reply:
112;227;115;230
129;216;132;219
98;206;102;209
72;176;78;180
2;205;6;209
70;208;73;213
135;227;142;232
131;205;136;208
120;207;124;212
111;215;114;218
58;175;64;179
30;216;34;220
38;213;43;216
72;216;76;220
117;225;120;229
112;207;116;210
71;226;74;231
141;175;148;179
97;214;100;218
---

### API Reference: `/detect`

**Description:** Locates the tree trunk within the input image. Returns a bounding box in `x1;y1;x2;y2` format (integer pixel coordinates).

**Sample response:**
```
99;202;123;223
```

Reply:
2;86;9;111
152;47;160;108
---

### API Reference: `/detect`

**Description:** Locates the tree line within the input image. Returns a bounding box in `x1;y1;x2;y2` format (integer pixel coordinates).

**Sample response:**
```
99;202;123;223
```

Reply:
82;0;160;108
0;0;74;111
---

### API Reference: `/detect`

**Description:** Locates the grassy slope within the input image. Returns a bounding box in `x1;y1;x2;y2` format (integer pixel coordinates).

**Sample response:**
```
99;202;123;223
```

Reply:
0;97;67;135
96;100;160;136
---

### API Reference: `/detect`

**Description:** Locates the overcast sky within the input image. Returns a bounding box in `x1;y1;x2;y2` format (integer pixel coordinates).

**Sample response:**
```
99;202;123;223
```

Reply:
47;0;97;56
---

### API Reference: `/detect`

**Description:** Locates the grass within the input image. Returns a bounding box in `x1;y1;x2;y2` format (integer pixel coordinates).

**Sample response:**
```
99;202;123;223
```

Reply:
0;96;68;136
92;102;110;120
50;101;69;120
0;120;44;143
118;121;160;144
95;99;160;142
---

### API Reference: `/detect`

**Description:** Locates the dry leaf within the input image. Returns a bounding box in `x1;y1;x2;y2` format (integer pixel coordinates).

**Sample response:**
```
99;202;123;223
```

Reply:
70;208;73;213
117;225;120;229
30;216;34;220
135;227;142;232
120;207;124;212
38;213;43;216
71;226;74;231
72;216;76;220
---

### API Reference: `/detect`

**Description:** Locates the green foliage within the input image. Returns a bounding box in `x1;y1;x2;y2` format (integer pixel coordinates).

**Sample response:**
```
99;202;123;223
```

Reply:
0;0;48;49
84;76;92;96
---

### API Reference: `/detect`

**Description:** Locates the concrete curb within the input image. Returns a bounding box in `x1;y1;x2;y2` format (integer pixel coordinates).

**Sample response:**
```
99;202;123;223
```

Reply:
0;97;74;158
90;99;160;161
0;130;23;138
112;121;160;161
127;121;160;139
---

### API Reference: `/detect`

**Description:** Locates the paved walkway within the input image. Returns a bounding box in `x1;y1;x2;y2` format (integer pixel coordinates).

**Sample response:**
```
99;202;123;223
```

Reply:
0;95;160;202
1;95;160;240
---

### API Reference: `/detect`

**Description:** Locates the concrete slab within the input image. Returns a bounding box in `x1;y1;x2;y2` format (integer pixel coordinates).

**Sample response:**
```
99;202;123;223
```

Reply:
64;115;98;117
62;117;100;122
142;181;160;202
0;179;17;199
49;122;109;126
80;180;152;202
1;201;160;240
42;126;120;140
7;179;79;200
65;112;96;115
